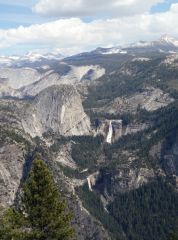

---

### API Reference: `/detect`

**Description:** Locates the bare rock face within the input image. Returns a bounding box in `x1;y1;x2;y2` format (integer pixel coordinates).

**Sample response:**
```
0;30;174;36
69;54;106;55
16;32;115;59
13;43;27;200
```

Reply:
0;142;26;206
21;65;105;97
22;85;91;137
103;87;174;114
94;167;155;200
0;67;42;89
0;64;105;98
112;168;155;193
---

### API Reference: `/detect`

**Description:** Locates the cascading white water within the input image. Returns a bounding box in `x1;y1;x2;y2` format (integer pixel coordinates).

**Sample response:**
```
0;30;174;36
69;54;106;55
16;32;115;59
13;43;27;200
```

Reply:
106;121;113;144
87;177;93;191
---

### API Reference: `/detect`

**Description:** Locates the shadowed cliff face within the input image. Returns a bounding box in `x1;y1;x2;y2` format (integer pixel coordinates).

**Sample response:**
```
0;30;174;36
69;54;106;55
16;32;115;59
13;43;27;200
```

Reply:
22;85;91;138
160;132;178;177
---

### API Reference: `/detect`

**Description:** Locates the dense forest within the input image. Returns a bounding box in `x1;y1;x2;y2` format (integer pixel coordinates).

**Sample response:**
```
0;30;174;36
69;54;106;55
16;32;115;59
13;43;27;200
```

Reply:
77;178;178;240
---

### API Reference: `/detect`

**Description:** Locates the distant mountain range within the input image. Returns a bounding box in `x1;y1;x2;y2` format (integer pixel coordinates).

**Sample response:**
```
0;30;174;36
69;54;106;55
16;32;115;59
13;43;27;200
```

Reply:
0;35;178;67
0;52;64;67
84;35;178;56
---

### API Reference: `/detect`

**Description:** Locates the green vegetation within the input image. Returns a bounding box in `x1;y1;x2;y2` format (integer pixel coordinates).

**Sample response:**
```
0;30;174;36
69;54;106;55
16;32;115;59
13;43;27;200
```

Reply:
59;165;89;179
101;101;178;169
109;177;178;240
83;55;178;109
170;232;178;240
0;127;31;149
168;79;178;92
50;101;178;175
76;184;124;240
65;52;133;72
87;110;134;127
50;136;70;152
71;135;104;169
84;73;143;108
0;157;74;240
77;178;178;240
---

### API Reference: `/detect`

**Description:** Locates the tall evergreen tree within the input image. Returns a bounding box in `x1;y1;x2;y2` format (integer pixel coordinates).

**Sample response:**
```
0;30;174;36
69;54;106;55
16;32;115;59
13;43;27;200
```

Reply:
0;157;74;240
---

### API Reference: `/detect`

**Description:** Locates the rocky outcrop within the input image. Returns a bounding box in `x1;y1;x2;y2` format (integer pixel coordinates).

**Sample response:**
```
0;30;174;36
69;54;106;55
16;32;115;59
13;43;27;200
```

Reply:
22;65;105;97
70;197;110;240
22;85;91;137
0;67;42;89
94;167;155;199
55;143;77;169
0;142;26;206
112;168;155;193
96;119;148;143
123;123;148;135
160;134;178;176
0;64;105;98
103;87;174;114
49;150;111;240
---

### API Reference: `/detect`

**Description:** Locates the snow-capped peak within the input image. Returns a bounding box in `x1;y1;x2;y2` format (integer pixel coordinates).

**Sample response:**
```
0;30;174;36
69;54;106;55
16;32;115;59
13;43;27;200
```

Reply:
129;41;152;48
93;47;127;55
127;35;178;50
159;34;178;47
24;52;64;62
102;47;127;55
0;51;65;67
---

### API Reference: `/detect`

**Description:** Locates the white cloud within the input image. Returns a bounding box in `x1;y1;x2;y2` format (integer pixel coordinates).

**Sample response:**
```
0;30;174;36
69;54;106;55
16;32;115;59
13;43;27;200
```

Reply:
0;3;178;55
33;0;165;17
170;3;178;13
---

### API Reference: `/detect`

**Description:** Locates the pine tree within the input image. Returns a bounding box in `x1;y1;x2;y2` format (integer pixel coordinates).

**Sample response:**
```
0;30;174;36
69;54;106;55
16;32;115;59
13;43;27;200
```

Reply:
0;157;74;240
170;233;178;240
0;208;30;240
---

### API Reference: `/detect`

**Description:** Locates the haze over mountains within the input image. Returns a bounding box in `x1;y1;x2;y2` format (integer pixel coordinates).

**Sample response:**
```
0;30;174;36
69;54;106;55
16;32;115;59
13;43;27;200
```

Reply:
1;35;178;67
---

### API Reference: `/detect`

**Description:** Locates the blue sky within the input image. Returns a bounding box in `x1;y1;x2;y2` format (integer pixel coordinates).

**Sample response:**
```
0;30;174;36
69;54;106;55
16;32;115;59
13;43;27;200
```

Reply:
0;0;177;28
0;0;178;55
0;1;51;28
151;0;178;12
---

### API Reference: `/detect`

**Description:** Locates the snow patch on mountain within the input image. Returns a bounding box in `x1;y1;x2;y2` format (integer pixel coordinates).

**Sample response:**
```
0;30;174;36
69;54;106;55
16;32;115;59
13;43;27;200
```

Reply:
102;48;127;55
162;54;178;65
93;47;127;55
130;35;178;49
132;57;150;62
0;52;64;67
24;52;64;62
130;41;153;48
159;35;178;47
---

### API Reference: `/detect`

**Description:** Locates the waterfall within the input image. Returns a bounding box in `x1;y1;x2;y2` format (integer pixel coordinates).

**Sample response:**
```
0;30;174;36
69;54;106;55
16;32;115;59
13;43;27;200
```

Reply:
87;177;93;191
106;121;113;144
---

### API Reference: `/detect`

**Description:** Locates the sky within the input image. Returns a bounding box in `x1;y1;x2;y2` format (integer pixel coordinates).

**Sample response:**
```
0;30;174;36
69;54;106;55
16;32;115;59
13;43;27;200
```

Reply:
0;0;178;55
